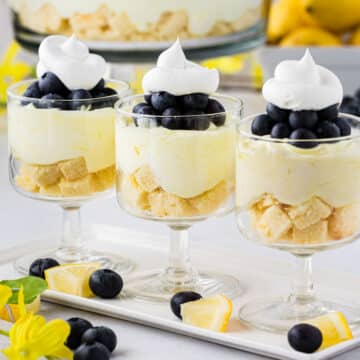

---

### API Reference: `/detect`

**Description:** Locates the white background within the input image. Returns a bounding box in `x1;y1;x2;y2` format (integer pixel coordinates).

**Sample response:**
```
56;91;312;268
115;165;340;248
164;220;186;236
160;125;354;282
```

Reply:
1;1;359;358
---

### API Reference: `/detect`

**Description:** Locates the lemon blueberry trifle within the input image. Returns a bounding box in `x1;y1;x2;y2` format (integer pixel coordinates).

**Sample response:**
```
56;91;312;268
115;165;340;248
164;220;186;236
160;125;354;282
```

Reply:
116;40;237;219
237;50;360;248
8;35;123;198
8;0;262;41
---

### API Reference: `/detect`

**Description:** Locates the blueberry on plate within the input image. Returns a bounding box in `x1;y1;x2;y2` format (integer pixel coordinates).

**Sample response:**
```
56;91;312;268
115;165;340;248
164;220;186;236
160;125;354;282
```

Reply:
334;117;351;136
90;78;105;95
89;269;123;299
206;99;226;126
170;291;202;319
82;326;117;353
266;103;289;122
271;122;291;139
290;128;317;149
184;110;210;130
38;72;68;96
289;110;318;129
251;114;273;136
317;104;339;121
29;258;59;279
288;323;323;354
316;121;340;138
182;93;209;111
66;317;93;350
144;93;152;105
68;89;92;110
151;91;177;112
21;81;42;105
38;94;66;109
74;342;110;360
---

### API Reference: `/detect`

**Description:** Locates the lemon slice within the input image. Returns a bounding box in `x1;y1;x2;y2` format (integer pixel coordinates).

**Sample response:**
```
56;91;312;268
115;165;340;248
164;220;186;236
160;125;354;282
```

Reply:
45;262;100;298
181;294;233;332
306;311;353;349
0;296;41;322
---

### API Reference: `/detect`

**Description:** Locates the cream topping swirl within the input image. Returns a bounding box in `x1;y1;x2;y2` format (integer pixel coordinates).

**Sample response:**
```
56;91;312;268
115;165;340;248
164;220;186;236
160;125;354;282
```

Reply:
142;39;219;95
36;35;107;90
262;49;343;111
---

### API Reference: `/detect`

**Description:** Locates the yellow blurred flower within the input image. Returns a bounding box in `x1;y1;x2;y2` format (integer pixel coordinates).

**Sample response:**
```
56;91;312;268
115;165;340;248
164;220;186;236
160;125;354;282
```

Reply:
0;42;33;114
3;313;73;360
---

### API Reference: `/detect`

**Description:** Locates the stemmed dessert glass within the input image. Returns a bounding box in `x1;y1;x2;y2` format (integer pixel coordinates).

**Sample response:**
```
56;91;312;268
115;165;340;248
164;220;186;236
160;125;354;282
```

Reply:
115;94;243;301
8;79;135;274
236;112;360;331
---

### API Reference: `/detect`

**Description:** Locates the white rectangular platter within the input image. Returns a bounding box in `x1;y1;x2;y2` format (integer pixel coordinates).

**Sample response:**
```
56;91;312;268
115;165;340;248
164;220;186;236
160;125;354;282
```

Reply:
1;225;360;360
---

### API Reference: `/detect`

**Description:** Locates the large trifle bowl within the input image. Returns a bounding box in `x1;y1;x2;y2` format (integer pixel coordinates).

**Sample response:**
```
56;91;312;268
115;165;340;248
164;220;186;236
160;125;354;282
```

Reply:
8;35;134;274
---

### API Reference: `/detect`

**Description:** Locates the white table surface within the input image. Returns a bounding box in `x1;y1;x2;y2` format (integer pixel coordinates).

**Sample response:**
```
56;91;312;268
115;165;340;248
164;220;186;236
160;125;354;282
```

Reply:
1;1;360;359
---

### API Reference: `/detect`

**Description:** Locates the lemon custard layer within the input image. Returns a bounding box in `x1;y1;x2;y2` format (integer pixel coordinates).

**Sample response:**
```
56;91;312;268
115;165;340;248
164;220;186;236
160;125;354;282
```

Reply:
116;126;235;217
9;0;262;41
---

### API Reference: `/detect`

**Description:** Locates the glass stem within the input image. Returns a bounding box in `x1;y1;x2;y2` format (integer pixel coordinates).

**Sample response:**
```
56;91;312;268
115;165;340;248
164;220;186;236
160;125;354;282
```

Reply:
56;206;85;262
162;225;198;291
289;255;315;304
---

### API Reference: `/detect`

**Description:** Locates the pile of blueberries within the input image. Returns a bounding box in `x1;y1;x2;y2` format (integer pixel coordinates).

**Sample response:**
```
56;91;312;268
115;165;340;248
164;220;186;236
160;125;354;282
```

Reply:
67;317;117;360
340;89;360;116
22;72;118;110
132;91;226;130
251;103;351;148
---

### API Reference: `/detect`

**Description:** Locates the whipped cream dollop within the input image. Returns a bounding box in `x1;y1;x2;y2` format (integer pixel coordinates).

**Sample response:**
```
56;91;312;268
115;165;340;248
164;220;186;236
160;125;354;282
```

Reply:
142;39;219;95
262;49;343;111
37;35;107;90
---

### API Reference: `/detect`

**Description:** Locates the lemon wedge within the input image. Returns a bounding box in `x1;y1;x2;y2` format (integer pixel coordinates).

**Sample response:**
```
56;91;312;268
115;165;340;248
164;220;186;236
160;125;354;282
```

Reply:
45;262;100;298
0;296;41;322
181;294;232;332
306;311;353;349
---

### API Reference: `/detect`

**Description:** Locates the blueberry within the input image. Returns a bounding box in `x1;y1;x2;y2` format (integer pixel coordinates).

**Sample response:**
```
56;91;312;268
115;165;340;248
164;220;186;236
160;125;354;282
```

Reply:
82;326;117;353
251;114;273;136
133;104;157;127
341;95;354;108
66;317;93;350
182;93;209;111
38;72;68;96
206;99;226;126
288;323;323;354
289;111;318;129
290;128;318;148
340;101;360;116
29;258;59;279
334;117;351;136
133;102;151;114
151;92;177;112
74;343;110;360
317;104;339;121
170;291;202;319
68;89;92;110
90;79;105;95
38;94;66;109
91;87;118;109
21;81;42;105
89;269;123;299
266;103;289;122
184;110;210;130
316;121;341;138
271;122;291;139
144;93;152;105
161;108;185;129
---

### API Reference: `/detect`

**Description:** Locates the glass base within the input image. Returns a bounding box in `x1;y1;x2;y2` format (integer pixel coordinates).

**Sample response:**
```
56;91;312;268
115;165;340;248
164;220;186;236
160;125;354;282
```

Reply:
124;269;242;302
14;247;136;276
239;297;360;332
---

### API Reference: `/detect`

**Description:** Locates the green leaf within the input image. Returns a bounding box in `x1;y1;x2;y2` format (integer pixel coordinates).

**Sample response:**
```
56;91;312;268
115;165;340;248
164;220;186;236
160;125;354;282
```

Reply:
0;276;47;304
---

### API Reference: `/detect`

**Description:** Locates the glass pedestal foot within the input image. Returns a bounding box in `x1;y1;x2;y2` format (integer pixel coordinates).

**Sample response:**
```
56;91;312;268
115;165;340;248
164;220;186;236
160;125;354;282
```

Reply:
124;269;242;302
239;297;360;332
14;247;136;276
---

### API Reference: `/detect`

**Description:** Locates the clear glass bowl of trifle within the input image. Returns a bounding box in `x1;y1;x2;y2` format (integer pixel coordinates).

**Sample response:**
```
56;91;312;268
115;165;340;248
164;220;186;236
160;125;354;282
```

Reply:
116;40;243;301
7;35;133;274
236;50;360;331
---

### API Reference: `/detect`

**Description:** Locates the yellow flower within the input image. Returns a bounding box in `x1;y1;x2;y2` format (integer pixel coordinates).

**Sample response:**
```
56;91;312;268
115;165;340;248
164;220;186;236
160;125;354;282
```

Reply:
3;289;72;360
0;285;12;309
